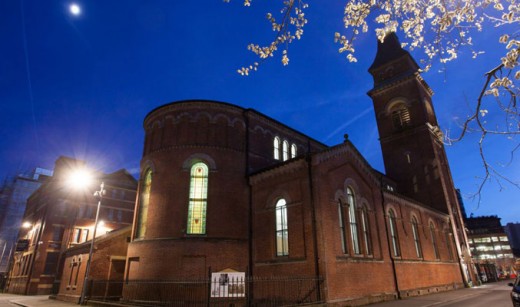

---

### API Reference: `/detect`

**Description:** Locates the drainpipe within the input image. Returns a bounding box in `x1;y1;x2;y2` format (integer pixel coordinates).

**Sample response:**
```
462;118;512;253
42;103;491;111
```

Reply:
379;175;400;300
244;110;254;305
306;141;321;302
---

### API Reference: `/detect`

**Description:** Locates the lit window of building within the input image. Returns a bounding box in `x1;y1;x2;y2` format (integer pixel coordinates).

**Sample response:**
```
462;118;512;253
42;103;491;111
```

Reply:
275;199;288;256
187;162;209;235
136;169;152;239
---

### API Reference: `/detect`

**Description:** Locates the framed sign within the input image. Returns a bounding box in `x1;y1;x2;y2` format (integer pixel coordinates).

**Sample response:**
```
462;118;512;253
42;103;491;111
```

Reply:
210;271;245;297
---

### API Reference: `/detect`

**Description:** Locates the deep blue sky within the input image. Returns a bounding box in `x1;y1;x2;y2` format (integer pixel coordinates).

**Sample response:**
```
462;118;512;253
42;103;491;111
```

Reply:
1;1;518;223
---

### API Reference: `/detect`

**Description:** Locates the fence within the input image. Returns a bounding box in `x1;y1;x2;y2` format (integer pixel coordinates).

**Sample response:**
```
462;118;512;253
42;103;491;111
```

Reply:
87;276;323;306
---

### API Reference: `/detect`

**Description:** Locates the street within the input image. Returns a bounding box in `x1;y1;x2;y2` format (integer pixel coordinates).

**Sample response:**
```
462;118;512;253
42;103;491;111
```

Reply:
435;283;511;307
0;294;31;307
0;294;76;307
0;280;514;307
370;280;513;307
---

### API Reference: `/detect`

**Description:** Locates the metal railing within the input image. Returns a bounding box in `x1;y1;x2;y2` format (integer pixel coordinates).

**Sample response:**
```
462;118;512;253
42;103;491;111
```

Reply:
86;276;323;306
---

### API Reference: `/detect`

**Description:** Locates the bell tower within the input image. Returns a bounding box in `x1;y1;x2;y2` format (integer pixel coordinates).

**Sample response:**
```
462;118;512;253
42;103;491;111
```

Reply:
367;33;455;214
368;33;477;286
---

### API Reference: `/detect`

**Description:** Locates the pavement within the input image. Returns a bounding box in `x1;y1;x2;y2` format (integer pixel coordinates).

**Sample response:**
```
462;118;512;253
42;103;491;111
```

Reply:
365;280;513;307
4;295;76;307
0;280;514;306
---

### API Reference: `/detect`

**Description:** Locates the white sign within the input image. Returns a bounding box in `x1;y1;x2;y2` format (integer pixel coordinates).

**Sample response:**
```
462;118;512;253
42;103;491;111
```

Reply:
210;272;246;297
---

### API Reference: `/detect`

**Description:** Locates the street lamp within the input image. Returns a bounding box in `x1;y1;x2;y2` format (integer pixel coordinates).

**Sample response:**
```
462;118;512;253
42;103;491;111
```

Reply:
67;168;105;304
79;181;106;305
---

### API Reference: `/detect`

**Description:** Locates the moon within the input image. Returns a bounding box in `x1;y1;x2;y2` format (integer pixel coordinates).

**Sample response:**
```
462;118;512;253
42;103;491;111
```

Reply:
70;3;81;15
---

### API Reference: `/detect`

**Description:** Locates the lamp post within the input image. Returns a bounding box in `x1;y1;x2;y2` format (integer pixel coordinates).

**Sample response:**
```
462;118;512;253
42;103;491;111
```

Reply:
79;181;105;305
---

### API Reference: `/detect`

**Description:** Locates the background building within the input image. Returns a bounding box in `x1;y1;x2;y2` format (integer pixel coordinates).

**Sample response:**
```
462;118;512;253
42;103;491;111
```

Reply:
466;215;516;282
56;226;131;303
0;168;52;288
6;156;137;295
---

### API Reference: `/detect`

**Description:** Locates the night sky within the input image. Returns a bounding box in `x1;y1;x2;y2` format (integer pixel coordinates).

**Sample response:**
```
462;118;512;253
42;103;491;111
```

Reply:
1;1;518;223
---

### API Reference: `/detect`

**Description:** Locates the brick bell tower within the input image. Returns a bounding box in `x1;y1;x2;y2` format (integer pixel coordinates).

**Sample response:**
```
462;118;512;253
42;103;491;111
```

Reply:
367;33;477;286
368;32;453;214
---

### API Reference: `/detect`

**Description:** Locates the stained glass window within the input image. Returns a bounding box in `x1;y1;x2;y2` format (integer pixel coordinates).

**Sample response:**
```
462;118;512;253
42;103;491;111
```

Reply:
282;141;289;161
361;207;372;255
430;222;440;259
276;199;289;256
412;217;422;258
389;209;400;257
136;169;152;239
291;144;297;158
446;231;454;260
338;200;348;254
187;162;208;234
273;137;280;160
347;188;360;254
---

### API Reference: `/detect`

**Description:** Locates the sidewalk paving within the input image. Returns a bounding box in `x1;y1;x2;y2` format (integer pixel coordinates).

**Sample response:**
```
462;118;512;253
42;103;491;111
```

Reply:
367;280;512;307
7;295;77;307
0;280;513;307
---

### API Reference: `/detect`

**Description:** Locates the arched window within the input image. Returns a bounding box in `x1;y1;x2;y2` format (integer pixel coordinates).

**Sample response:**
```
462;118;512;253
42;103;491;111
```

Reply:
391;104;411;130
446;231;454;260
273;137;280;160
411;216;423;258
388;209;400;257
361;206;372;255
136;169;152;239
347;188;360;254
430;222;440;259
275;199;289;256
290;144;297;158
187;162;209;234
338;200;348;254
282;140;289;161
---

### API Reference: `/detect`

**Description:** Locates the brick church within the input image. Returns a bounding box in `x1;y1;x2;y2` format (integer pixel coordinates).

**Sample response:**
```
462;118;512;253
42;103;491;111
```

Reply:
124;33;476;305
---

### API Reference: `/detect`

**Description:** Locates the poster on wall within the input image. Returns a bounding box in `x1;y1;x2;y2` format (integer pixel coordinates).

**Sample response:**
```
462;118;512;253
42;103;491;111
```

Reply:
210;271;246;297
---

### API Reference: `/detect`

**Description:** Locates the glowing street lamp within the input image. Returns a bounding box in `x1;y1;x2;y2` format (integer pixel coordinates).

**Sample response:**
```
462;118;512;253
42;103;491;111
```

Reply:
68;169;106;305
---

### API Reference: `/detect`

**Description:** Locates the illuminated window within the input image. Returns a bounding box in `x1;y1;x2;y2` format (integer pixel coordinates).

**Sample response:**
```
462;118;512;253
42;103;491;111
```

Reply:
187;162;209;234
347;188;360;254
430;222;440;259
388;209;400;257
276;199;289;256
72;228;89;244
411;217;422;258
273;137;280;160
338;200;347;254
136;169;152;239
282;140;289;161
290;144;297;158
361;206;372;255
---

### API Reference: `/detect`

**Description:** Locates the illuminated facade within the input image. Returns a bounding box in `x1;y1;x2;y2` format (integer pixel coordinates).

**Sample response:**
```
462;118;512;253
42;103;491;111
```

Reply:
466;215;516;281
6;156;137;295
126;34;475;305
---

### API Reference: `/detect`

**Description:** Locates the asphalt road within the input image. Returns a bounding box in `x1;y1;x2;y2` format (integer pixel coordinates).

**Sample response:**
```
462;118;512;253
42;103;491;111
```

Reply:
435;283;512;307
